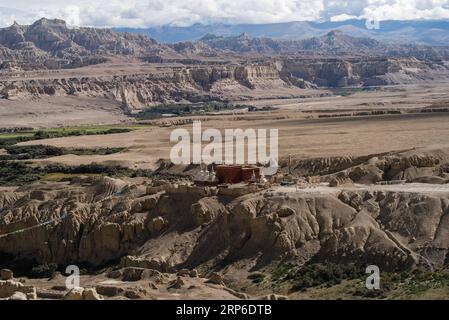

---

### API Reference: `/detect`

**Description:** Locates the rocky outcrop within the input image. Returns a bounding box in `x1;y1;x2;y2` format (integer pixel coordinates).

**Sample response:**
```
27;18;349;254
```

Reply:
280;56;448;87
185;192;416;271
206;272;225;285
0;63;313;109
0;280;37;299
0;176;148;266
0;71;211;109
189;64;288;90
286;149;449;185
0;18;176;71
1;172;449;274
169;32;449;88
63;287;103;300
0;269;13;280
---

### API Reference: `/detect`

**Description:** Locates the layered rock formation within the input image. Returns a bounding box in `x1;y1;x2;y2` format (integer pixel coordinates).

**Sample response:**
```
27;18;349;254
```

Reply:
0;18;177;70
280;56;449;87
1;56;442;109
285;148;449;185
1;172;448;274
171;32;449;87
0;63;315;109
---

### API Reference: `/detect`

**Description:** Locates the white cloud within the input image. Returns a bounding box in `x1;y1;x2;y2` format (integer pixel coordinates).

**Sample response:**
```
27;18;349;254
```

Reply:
363;0;449;20
331;14;360;22
0;0;448;28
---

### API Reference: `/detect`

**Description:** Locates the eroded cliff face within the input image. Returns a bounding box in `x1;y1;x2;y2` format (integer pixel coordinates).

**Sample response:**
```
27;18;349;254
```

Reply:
1;54;446;109
0;64;314;109
190;64;283;90
0;175;447;273
0;72;208;110
284;149;449;186
280;57;448;87
1;57;442;110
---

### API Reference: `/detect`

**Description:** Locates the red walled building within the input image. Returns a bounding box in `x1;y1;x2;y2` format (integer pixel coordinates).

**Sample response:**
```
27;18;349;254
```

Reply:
216;165;260;184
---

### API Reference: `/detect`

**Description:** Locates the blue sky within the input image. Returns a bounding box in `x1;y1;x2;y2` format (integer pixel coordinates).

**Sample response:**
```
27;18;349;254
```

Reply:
1;0;449;27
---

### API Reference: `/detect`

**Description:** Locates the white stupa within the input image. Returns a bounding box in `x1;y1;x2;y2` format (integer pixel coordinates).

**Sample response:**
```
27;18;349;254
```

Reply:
261;158;279;176
260;172;267;184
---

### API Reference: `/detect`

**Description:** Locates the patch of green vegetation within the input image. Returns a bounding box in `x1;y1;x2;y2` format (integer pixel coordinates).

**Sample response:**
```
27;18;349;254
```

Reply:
0;145;126;160
271;263;296;282
32;127;133;140
30;263;59;279
0;161;154;186
289;263;365;292
41;163;153;179
248;272;267;284
69;147;126;156
402;269;449;296
271;262;365;292
283;267;449;300
1;145;65;160
0;132;34;140
0;125;145;148
0;136;36;148
0;162;44;185
133;101;250;119
232;264;449;300
351;269;449;299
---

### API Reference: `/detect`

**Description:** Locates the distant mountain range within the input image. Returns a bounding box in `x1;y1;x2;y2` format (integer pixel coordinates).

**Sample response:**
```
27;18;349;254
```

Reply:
115;19;449;46
2;18;449;73
179;31;385;55
170;31;449;61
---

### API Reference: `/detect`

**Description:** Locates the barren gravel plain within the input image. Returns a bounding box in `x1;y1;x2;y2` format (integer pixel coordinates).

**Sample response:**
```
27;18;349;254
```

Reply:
13;82;449;168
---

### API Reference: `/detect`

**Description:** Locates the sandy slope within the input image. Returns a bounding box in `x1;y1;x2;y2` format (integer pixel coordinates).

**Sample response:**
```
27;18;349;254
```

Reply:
0;96;129;128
